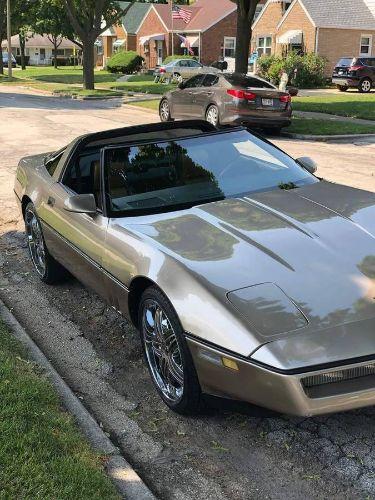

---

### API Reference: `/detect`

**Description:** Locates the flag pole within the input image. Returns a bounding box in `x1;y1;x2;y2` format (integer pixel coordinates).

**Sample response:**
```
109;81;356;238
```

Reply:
171;1;174;58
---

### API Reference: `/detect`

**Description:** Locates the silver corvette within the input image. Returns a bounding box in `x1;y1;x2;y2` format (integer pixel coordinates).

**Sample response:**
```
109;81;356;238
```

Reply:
14;120;375;416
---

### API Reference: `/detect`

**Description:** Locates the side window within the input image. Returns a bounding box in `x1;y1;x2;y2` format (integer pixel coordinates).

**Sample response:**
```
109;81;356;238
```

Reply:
188;60;201;68
203;74;219;87
45;152;64;177
63;151;102;209
179;60;189;67
184;74;205;88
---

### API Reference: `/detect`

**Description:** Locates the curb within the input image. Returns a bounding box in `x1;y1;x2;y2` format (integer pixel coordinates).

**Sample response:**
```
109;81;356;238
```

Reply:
281;132;375;141
0;299;156;500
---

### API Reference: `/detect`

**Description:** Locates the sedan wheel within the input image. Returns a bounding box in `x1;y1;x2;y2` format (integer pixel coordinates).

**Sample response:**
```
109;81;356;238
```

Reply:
139;286;201;414
359;78;372;93
172;72;182;84
205;104;219;127
24;202;68;284
159;99;171;122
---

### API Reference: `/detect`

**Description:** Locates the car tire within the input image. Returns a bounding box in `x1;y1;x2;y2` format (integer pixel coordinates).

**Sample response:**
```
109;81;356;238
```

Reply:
337;85;348;92
138;286;201;415
205;104;220;127
24;202;68;284
359;78;372;93
159;98;173;122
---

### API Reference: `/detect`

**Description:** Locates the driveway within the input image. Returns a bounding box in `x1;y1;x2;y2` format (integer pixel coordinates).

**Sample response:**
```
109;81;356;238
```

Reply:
1;87;375;499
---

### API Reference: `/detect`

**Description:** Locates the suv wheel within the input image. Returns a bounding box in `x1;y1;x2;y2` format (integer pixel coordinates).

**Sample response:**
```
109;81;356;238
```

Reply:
359;78;372;93
337;85;348;92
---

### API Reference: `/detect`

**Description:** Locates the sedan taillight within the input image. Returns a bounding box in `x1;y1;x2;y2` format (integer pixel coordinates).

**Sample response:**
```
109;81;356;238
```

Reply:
159;67;166;73
227;89;256;100
279;94;291;103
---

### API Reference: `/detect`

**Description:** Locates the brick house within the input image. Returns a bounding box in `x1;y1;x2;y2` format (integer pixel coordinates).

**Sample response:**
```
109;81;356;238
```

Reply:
100;0;266;70
251;0;375;75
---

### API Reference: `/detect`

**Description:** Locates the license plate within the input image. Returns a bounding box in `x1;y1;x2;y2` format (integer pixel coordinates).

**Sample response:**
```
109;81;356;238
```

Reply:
262;98;273;106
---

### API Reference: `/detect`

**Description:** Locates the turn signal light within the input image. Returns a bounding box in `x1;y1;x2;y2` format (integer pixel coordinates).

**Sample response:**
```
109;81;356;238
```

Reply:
227;89;256;100
221;357;239;371
280;94;291;103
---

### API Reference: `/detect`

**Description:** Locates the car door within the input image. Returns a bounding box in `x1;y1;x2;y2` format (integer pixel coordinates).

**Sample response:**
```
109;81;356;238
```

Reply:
172;74;205;117
178;59;191;79
38;149;108;296
192;74;220;118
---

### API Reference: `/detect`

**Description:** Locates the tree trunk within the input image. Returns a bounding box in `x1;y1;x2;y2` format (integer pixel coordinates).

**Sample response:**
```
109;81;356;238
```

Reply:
235;11;252;74
0;36;3;75
19;33;26;70
82;38;95;90
53;40;58;69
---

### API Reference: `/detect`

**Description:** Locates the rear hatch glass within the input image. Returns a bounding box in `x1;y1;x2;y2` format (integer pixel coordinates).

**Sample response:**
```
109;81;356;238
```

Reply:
334;58;357;75
225;74;275;89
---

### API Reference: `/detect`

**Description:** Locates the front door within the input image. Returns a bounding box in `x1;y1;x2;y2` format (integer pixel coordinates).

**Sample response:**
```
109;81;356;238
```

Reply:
156;40;163;66
223;37;236;72
40;48;46;63
172;74;205;117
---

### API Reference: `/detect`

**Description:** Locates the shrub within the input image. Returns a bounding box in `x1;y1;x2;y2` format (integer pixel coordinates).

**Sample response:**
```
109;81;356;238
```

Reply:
107;51;144;74
257;51;326;88
51;57;69;66
163;54;197;65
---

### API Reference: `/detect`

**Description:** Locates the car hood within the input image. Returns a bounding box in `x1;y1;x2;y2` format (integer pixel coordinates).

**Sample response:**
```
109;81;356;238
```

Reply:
125;181;375;362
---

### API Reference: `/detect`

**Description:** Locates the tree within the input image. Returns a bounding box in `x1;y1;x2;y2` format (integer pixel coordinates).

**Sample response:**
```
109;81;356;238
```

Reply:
62;0;134;90
32;0;76;69
231;0;260;74
0;0;6;74
12;0;38;70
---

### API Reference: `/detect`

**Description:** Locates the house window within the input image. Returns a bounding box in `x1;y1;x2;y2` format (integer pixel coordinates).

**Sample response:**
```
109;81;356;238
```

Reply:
254;3;263;19
282;1;292;14
257;36;272;57
224;37;236;58
360;35;372;56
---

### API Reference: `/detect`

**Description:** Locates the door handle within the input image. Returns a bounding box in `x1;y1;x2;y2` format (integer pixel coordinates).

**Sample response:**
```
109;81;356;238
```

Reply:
47;196;55;207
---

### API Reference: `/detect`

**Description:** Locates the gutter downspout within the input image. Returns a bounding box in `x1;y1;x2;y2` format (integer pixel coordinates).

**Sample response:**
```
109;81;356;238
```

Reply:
314;26;319;54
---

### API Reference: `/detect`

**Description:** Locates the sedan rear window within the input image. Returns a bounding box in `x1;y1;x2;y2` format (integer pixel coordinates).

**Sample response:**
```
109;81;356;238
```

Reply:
104;130;317;216
224;74;275;89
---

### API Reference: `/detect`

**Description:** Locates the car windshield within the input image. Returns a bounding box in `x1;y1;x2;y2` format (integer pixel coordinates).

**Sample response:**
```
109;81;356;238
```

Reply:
104;129;317;216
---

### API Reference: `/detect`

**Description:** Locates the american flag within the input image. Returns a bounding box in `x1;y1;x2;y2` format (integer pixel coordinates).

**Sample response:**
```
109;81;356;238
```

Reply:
172;4;192;24
177;33;194;55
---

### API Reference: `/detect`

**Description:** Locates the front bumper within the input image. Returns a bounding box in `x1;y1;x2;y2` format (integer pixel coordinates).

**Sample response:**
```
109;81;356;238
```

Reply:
187;337;375;416
332;77;360;87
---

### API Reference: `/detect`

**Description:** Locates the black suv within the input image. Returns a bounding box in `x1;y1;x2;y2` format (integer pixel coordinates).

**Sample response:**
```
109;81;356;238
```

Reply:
332;57;375;93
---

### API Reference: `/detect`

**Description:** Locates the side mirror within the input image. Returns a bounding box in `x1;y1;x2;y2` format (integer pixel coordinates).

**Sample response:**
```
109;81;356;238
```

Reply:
64;193;97;214
296;156;318;175
178;81;186;90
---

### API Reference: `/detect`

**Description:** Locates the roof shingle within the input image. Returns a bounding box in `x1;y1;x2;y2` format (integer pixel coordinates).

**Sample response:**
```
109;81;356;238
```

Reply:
299;0;375;30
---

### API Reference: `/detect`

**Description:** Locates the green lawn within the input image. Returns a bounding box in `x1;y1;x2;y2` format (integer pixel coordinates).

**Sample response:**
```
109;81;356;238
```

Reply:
292;93;375;121
0;319;119;499
0;66;175;96
128;99;160;111
288;116;375;135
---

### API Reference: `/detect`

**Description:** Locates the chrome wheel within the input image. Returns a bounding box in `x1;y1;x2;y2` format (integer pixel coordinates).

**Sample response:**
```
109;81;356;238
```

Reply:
142;299;184;403
206;105;219;126
360;79;371;93
25;208;46;277
160;100;170;122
